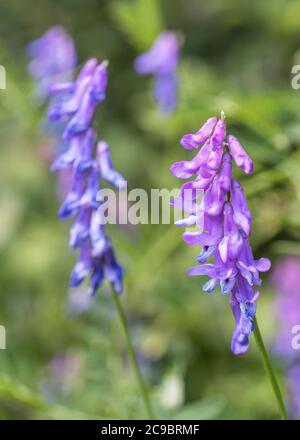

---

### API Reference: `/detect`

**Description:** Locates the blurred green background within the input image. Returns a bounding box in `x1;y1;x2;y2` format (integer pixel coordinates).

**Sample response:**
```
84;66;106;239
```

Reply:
1;0;300;420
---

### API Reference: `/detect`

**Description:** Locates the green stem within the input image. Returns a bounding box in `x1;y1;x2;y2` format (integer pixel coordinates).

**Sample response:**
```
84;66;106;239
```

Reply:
253;317;288;420
111;285;155;420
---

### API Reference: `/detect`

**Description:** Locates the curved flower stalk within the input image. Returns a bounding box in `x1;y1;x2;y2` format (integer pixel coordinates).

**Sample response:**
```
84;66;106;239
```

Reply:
48;59;125;296
27;26;77;102
171;114;271;355
134;32;180;113
272;256;300;418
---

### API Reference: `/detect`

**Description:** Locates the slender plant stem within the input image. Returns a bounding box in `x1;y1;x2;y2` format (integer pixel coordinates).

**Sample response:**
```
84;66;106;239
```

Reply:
253;317;288;420
111;285;155;420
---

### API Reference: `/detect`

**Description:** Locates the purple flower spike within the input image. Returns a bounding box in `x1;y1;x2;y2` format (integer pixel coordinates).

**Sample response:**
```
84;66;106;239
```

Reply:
49;58;125;297
171;114;271;355
134;32;180;113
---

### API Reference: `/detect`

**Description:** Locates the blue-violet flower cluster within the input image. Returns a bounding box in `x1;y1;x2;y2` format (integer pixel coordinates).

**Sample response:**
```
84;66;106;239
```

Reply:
48;58;126;295
134;32;180;113
170;115;271;355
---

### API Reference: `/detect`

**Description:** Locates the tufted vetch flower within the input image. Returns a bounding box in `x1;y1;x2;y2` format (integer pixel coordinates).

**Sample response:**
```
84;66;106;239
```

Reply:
170;114;271;355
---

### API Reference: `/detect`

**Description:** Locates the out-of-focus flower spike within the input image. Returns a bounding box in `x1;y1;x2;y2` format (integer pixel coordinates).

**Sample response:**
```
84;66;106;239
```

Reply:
49;57;125;297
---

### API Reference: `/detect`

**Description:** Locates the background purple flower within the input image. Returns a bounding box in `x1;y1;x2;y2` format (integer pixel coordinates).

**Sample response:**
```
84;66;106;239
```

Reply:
49;58;126;296
272;256;300;358
27;26;77;101
27;26;77;197
171;115;271;355
272;256;300;419
134;32;180;113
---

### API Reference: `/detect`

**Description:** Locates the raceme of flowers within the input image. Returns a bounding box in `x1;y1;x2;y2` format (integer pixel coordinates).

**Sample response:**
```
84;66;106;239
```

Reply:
134;31;180;114
48;58;126;296
272;256;300;418
170;115;271;355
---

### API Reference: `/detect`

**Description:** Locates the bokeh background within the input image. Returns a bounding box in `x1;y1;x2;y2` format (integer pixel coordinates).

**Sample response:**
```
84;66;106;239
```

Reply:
1;0;300;420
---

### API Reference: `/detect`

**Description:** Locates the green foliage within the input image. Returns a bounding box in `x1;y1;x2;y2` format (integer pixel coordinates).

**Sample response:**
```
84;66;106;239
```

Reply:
110;0;163;50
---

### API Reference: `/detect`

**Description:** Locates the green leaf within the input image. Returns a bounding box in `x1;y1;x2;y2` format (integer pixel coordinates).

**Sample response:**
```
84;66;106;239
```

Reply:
173;397;226;420
110;0;163;51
